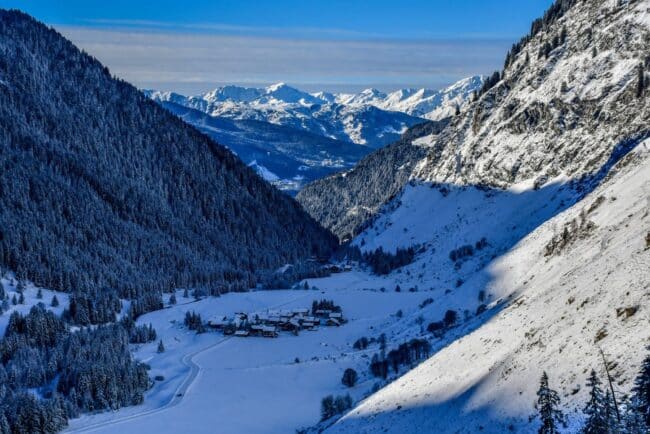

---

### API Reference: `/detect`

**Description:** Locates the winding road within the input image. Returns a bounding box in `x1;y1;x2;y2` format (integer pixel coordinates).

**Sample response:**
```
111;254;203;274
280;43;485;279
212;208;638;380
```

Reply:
64;290;316;433
64;335;233;433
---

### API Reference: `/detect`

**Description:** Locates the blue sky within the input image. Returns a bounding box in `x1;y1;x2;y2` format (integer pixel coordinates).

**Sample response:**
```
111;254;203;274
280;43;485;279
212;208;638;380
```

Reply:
5;0;554;93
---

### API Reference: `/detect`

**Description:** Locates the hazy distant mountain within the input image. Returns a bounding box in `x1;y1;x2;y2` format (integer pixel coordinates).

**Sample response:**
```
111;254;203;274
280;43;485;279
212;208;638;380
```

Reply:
146;77;482;192
146;83;427;149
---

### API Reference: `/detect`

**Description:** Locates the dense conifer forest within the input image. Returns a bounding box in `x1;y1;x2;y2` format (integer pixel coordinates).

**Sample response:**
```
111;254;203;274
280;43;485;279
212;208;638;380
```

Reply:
0;9;337;301
296;120;448;241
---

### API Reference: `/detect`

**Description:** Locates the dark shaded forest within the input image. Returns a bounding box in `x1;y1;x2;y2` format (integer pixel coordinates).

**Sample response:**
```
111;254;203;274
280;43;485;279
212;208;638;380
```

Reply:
0;9;337;302
296;120;448;242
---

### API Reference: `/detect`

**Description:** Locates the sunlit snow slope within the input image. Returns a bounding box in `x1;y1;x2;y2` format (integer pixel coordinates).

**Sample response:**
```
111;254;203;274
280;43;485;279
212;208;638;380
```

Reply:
327;135;650;434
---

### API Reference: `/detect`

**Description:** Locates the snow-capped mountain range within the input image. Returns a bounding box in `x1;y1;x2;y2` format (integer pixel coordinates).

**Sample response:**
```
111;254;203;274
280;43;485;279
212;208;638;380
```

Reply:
147;76;482;147
144;77;482;192
337;75;485;121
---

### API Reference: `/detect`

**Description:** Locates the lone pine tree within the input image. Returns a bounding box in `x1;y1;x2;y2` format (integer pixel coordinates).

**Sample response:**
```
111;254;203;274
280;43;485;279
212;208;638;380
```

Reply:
536;372;564;434
582;370;608;434
342;368;358;388
631;351;650;428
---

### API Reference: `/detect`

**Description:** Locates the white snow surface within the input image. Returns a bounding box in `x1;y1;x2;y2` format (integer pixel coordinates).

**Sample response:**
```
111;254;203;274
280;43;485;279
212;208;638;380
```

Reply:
64;285;432;434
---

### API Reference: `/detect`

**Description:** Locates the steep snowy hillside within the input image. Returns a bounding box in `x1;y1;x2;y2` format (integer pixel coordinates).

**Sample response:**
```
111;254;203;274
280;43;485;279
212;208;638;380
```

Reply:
161;102;370;193
327;138;650;434
313;0;650;432
414;0;650;188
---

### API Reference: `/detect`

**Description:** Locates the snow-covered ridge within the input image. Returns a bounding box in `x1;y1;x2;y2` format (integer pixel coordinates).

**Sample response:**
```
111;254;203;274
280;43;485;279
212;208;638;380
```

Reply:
338;75;485;121
412;0;650;188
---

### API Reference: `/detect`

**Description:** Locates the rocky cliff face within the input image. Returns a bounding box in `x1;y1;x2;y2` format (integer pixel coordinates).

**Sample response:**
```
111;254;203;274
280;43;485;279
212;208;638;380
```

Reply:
299;0;649;241
414;0;649;188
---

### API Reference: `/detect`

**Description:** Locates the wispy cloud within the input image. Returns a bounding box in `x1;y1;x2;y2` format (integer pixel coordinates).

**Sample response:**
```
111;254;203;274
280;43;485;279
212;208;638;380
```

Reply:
56;25;511;94
78;18;384;40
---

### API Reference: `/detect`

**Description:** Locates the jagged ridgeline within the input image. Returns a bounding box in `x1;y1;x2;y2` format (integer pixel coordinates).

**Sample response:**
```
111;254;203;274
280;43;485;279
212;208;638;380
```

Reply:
0;10;337;297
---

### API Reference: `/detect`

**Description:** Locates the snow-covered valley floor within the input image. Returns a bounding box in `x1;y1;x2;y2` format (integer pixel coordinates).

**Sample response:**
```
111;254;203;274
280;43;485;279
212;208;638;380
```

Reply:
63;283;432;434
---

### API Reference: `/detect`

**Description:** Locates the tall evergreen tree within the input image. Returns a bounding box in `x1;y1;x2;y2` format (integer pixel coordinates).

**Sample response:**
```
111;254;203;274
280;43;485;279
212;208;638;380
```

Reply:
536;372;564;434
582;370;608;434
157;340;165;353
631;352;650;429
602;391;621;433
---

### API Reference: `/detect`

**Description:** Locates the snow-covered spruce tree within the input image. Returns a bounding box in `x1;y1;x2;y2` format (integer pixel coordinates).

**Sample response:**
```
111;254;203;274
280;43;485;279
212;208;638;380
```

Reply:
157;339;165;353
536;372;565;434
602;391;622;433
51;295;59;307
321;395;335;420
342;368;358;388
630;351;650;430
582;370;608;434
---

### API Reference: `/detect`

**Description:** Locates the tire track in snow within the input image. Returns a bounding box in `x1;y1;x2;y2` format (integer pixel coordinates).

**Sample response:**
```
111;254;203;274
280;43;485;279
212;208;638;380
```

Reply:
64;335;232;433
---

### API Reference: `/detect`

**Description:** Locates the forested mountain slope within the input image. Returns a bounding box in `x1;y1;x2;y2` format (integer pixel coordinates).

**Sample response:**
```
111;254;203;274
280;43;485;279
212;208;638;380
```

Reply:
159;101;370;193
0;9;337;299
296;120;449;241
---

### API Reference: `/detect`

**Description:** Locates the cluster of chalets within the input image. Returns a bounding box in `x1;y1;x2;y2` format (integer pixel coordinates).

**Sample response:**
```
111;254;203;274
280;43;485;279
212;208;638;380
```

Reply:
208;307;346;338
